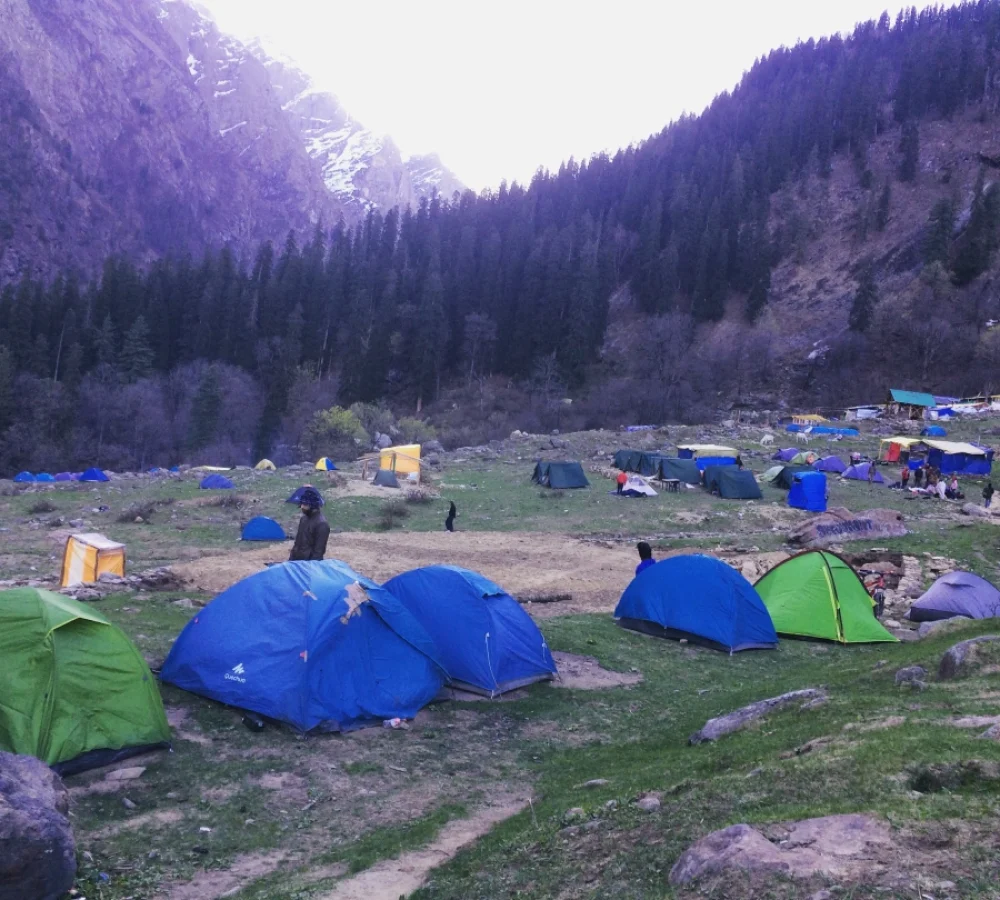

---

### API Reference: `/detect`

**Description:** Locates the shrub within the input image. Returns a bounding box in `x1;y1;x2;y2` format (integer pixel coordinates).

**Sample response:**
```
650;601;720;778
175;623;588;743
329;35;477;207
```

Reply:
29;499;58;514
404;487;436;504
304;406;366;459
205;494;247;510
397;416;438;444
349;402;396;442
117;501;158;523
377;498;410;530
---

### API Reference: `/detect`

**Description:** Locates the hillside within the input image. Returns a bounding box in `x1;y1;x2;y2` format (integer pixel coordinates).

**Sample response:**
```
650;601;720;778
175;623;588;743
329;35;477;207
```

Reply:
0;0;462;284
2;2;1000;472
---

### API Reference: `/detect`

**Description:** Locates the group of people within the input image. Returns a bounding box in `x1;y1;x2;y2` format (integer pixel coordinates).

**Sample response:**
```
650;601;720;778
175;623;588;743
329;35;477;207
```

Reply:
894;465;965;500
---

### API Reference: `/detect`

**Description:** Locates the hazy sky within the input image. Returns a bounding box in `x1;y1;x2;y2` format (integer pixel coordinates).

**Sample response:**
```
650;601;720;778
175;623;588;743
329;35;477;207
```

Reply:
197;0;924;191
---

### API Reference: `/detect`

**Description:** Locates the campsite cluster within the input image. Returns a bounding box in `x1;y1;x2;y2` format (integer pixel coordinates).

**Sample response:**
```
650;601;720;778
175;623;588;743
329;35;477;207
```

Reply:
2;416;1000;899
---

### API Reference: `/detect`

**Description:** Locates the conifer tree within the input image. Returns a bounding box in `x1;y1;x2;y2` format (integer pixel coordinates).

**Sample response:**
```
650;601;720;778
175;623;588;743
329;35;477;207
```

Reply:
120;315;154;383
876;182;892;231
924;198;955;267
0;346;13;432
849;266;879;332
189;367;222;450
898;121;920;182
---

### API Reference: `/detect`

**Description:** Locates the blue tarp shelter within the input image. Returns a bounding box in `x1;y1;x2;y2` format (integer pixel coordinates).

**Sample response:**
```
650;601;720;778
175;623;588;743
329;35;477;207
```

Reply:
926;444;994;476
842;462;885;484
677;445;738;472
813;456;847;474
35;473;55;482
287;486;325;506
200;474;234;490
240;516;287;541
80;468;109;483
160;561;446;732
921;426;947;437
810;426;860;437
383;565;557;697
788;472;828;512
13;472;34;483
614;555;778;653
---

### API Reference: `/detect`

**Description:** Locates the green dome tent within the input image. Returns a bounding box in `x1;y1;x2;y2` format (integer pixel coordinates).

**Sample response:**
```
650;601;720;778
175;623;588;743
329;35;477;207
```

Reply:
753;551;897;644
0;589;171;774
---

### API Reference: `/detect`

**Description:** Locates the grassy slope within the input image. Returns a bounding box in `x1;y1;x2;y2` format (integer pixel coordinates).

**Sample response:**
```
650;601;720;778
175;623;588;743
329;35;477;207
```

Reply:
3;421;999;899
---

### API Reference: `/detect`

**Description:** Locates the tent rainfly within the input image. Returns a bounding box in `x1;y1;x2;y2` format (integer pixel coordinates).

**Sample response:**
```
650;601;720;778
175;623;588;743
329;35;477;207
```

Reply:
531;461;590;489
703;466;762;499
655;458;702;484
373;468;401;488
677;444;738;471
906;571;1000;622
287;485;324;506
315;457;338;471
79;468;110;483
0;588;171;774
254;459;276;470
240;516;288;541
61;533;126;588
200;474;235;490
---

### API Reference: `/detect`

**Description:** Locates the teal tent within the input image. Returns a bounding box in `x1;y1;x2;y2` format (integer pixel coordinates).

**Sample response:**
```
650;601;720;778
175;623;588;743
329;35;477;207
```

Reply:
532;462;590;489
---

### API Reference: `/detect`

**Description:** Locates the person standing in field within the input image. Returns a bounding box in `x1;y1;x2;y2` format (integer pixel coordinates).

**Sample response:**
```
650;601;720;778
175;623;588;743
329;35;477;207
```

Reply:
616;470;628;494
445;501;457;532
984;481;995;508
289;488;330;561
635;542;655;576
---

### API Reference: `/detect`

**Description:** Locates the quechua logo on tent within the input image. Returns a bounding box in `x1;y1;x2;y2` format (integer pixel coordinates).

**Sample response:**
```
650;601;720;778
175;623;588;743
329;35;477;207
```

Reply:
225;662;247;683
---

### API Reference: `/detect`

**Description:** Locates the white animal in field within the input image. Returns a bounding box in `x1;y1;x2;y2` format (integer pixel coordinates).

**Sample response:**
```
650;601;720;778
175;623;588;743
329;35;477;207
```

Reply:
760;434;775;447
796;432;811;444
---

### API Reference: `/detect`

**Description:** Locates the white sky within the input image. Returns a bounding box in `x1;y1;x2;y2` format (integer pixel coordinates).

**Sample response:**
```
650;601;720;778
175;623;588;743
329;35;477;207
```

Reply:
196;0;929;191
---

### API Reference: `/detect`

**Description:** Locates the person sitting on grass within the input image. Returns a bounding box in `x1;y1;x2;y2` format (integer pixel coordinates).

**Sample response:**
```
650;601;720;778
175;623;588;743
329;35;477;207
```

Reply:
289;487;330;561
635;541;655;577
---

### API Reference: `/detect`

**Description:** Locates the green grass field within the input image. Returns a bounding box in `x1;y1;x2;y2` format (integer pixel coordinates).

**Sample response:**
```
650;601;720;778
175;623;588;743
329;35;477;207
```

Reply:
3;421;1000;898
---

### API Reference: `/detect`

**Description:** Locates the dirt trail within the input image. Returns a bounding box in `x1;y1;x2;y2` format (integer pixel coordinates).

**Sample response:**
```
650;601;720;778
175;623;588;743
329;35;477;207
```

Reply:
172;531;636;617
316;796;529;900
153;851;288;900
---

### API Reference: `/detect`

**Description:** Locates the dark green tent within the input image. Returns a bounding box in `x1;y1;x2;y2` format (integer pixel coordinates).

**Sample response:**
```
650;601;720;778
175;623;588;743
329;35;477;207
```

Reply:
0;589;171;774
373;469;401;488
703;466;762;500
532;461;590;489
772;465;812;489
655;458;701;485
614;450;662;476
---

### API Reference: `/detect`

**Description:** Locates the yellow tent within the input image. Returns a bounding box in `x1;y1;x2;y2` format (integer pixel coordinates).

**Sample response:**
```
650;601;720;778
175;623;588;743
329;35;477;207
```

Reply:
61;534;126;588
255;459;276;471
315;457;338;471
380;444;422;476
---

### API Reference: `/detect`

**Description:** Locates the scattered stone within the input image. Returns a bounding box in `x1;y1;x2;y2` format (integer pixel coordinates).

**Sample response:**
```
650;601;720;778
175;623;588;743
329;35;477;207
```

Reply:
883;618;902;628
960;503;995;519
604;799;619;811
894;665;926;686
581;819;601;831
172;598;197;609
636;796;661;812
779;736;834;759
121;797;137;810
582;779;608;789
810;891;835;900
97;572;125;585
105;767;146;782
917;617;975;639
424;440;444;453
668;814;892;885
981;723;1000;741
563;807;586;822
938;635;1000;680
689;689;827;745
0;752;76;900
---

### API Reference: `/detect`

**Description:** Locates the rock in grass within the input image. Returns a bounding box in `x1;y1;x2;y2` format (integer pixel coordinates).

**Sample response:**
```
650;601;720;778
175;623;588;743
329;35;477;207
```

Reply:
582;779;608;788
636;796;661;812
982;723;1000;741
689;689;827;745
894;665;926;686
938;636;1000;680
907;760;1000;792
0;752;76;900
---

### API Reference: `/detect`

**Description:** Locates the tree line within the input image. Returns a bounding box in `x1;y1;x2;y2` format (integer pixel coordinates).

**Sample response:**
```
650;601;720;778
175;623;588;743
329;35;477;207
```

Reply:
3;2;1000;473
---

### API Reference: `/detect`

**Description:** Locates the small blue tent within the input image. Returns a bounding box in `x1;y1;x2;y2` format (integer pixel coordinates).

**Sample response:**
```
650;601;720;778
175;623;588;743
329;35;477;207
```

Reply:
80;468;109;483
169;466;181;474
200;474;234;490
772;448;799;462
788;472;828;512
160;561;446;732
383;566;557;697
614;555;778;653
54;472;73;482
812;456;847;474
842;462;885;484
13;472;34;483
921;425;947;437
240;516;287;541
287;485;324;506
35;473;55;482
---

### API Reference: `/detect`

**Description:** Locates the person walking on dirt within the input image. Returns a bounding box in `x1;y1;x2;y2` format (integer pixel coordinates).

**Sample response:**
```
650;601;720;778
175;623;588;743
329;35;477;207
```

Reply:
445;501;457;532
984;481;995;509
616;471;628;494
635;541;655;577
289;487;330;561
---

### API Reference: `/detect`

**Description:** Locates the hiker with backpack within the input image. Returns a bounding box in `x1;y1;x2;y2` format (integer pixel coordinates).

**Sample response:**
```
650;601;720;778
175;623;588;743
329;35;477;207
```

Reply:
984;481;995;509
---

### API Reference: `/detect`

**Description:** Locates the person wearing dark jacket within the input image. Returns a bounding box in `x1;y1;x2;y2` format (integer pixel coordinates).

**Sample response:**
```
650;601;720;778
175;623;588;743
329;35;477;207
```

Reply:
289;487;330;561
445;501;457;532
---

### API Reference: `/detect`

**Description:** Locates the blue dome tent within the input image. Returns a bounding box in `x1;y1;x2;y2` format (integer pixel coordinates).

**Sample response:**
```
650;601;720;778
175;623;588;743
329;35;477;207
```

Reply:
240;516;288;542
287;485;325;506
35;473;55;483
921;425;947;437
614;555;778;653
169;466;181;474
13;472;35;483
199;474;234;490
80;468;109;483
842;462;885;484
54;472;73;482
383;566;557;697
161;561;446;732
812;456;847;474
788;472;828;512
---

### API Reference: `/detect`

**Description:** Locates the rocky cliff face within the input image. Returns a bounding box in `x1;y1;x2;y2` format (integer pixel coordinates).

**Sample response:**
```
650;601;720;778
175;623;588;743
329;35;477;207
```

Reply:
0;0;463;284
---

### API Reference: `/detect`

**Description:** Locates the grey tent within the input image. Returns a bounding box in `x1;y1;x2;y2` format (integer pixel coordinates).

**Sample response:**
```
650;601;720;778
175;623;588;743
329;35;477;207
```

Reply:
373;469;401;488
906;571;1000;622
703;466;762;500
532;461;590;489
772;465;813;489
655;458;701;485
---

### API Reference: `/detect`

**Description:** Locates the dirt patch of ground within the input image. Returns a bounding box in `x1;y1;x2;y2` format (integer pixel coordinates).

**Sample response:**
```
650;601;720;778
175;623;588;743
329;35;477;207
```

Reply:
172;531;638;617
165;706;214;747
315;794;529;900
91;808;185;841
154;850;288;900
551;651;643;690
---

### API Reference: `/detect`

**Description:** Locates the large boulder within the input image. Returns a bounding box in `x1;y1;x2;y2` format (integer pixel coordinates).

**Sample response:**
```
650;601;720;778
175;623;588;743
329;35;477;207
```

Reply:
938;635;1000;680
423;439;445;453
787;507;907;548
0;752;76;900
689;689;827;745
669;814;892;885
